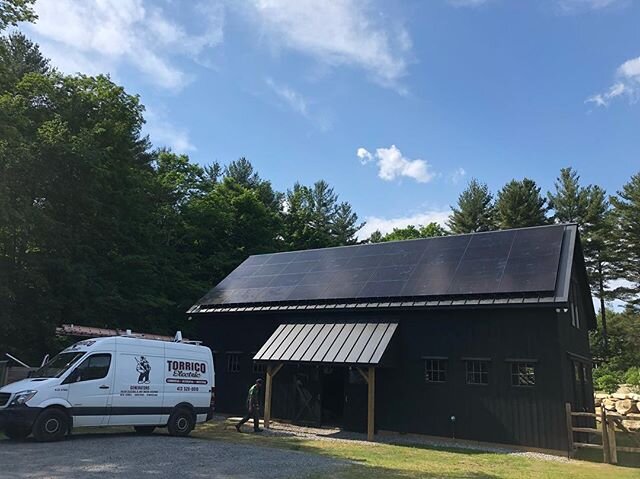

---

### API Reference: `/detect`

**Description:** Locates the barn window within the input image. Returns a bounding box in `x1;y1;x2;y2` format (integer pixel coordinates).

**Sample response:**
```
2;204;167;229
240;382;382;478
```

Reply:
424;358;447;383
226;353;240;373
253;361;266;374
570;281;580;329
511;362;536;387
465;360;489;385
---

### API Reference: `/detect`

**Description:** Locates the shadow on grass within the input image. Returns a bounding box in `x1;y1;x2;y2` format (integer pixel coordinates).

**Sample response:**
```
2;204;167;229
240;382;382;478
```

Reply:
383;440;513;456
572;427;640;469
199;419;640;477
308;464;502;479
575;448;640;469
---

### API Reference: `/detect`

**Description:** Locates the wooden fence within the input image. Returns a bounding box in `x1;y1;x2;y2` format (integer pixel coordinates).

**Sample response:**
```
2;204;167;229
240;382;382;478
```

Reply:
566;402;640;464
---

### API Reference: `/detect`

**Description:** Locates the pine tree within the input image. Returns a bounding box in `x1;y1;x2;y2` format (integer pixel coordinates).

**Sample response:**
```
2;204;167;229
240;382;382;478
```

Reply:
548;168;588;223
225;157;260;188
367;230;383;243
447;179;495;233
548;167;613;351
331;202;362;246
611;172;640;310
495;178;548;229
282;180;361;250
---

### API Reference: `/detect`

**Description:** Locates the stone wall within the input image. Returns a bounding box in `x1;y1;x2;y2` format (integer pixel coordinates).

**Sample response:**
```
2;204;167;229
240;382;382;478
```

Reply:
595;384;640;432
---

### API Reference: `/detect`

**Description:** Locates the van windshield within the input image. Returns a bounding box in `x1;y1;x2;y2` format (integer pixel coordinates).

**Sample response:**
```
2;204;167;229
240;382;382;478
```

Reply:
31;352;86;378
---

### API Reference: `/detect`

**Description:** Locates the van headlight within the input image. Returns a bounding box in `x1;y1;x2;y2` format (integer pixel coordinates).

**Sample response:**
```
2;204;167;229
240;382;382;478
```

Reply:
10;390;38;406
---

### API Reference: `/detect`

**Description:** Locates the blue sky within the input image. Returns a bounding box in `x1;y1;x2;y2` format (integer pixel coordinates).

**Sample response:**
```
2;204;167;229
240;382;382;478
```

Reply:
20;0;640;238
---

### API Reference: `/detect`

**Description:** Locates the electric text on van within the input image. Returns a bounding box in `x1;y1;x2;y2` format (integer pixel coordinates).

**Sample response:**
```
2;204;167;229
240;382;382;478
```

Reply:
0;335;214;441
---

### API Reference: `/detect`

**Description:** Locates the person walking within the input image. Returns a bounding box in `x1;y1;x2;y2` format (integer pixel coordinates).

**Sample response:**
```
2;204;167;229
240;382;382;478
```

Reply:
235;378;263;432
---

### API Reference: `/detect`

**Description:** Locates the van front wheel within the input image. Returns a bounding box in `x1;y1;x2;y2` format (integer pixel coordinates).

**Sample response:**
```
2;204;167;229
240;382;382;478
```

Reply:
33;408;68;442
4;425;30;441
167;408;194;437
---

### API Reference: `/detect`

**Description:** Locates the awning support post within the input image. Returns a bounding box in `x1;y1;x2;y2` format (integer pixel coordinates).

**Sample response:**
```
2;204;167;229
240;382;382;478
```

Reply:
367;366;375;441
354;366;375;441
264;362;283;429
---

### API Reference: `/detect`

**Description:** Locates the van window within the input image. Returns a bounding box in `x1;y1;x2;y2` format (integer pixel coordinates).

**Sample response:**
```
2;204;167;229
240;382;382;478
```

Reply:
75;354;112;382
32;352;86;378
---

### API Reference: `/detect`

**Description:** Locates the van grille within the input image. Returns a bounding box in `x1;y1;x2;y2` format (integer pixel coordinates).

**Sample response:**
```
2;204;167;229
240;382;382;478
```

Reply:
0;393;10;407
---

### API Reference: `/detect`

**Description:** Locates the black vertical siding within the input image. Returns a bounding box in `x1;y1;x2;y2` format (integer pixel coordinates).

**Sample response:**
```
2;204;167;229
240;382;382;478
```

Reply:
196;304;590;452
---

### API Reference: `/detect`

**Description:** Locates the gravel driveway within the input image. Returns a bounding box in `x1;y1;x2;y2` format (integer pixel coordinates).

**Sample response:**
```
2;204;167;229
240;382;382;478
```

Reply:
0;431;344;479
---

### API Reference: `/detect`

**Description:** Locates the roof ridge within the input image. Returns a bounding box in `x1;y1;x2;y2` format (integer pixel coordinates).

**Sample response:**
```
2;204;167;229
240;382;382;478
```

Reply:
248;223;576;258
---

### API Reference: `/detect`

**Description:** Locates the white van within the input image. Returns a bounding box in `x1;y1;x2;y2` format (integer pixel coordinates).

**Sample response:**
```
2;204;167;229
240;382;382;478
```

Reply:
0;335;214;441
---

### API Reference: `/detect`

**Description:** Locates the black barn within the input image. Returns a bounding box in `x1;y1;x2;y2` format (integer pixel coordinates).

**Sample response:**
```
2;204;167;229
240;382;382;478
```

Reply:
190;224;595;452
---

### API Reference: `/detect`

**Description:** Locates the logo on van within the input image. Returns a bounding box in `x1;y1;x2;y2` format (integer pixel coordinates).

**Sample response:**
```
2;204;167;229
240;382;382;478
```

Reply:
136;356;151;384
166;360;206;378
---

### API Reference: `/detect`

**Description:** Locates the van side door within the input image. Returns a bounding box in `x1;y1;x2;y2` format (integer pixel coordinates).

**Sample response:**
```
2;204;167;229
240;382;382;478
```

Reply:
107;342;164;426
65;353;114;427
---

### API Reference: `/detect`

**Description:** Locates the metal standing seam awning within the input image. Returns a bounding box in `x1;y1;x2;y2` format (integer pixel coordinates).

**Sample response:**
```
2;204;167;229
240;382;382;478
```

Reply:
253;322;398;365
257;322;397;441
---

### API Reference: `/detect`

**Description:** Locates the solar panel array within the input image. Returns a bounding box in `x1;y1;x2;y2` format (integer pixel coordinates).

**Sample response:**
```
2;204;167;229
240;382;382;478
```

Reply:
197;225;566;307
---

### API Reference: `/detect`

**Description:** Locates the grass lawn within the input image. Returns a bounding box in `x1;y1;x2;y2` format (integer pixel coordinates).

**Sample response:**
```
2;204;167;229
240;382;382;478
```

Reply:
192;419;640;479
2;421;638;478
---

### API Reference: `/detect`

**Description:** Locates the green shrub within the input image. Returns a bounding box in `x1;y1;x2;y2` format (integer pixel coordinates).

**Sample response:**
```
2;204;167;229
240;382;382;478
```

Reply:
596;374;622;394
624;367;640;388
593;364;624;393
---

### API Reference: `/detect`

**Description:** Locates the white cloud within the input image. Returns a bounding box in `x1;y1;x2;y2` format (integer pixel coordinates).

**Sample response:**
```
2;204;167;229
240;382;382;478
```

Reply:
144;108;196;153
265;78;331;130
450;167;466;184
356;147;373;164
357;145;435;183
265;78;309;117
592;278;636;312
619;56;640;78
558;0;626;12
357;210;451;240
25;0;224;90
245;0;411;88
587;55;640;107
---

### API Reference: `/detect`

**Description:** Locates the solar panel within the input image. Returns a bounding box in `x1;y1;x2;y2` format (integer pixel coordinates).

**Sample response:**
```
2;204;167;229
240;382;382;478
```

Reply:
195;225;568;307
497;226;564;293
446;230;515;295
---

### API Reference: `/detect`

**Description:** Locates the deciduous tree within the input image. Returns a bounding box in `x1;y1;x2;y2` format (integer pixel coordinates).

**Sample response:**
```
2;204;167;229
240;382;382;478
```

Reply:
378;223;448;242
0;0;36;31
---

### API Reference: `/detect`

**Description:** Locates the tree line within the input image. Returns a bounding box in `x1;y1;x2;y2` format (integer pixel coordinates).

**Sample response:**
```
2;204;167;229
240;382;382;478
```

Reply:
367;170;640;390
0;29;362;361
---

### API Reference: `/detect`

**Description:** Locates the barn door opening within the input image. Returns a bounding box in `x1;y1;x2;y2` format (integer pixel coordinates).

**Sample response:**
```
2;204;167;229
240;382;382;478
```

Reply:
320;366;344;426
343;368;368;433
293;369;321;425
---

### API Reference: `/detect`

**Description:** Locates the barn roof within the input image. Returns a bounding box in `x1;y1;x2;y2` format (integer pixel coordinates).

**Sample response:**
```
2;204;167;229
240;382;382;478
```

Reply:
189;224;593;320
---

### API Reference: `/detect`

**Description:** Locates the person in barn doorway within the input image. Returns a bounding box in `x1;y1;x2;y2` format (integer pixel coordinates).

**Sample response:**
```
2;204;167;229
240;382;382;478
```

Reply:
235;378;263;432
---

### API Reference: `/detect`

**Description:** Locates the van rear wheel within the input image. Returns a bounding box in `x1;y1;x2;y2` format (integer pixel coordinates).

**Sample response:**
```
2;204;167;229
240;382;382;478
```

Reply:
167;408;194;437
134;426;156;435
33;408;68;442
